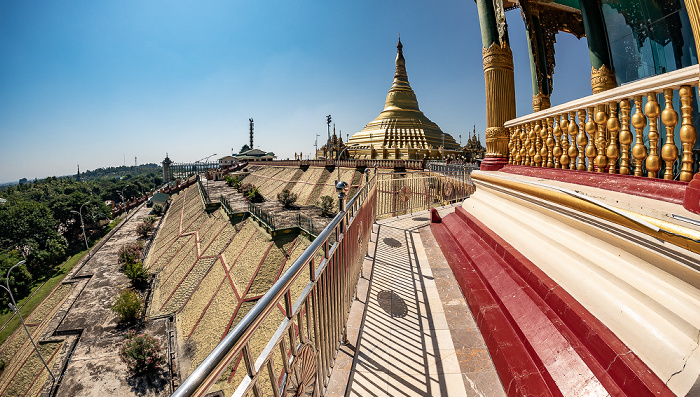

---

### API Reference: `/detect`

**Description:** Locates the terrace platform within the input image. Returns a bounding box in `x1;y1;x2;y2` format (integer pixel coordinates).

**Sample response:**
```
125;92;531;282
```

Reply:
327;204;506;396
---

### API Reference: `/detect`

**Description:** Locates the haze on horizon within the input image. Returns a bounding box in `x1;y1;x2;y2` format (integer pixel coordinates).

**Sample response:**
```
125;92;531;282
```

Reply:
0;0;591;184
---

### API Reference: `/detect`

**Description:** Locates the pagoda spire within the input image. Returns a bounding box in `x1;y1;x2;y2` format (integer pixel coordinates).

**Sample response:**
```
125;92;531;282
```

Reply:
394;37;408;86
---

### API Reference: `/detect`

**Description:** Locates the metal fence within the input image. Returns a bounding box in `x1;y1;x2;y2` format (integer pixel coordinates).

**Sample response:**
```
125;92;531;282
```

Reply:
376;169;475;218
172;175;376;397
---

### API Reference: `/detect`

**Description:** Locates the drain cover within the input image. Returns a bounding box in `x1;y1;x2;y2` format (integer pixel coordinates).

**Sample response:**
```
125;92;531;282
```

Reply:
376;290;408;318
383;237;402;248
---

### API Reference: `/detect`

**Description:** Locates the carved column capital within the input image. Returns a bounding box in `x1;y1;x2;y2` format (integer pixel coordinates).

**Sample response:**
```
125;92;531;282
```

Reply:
482;42;514;72
532;93;551;112
591;64;616;94
485;127;510;157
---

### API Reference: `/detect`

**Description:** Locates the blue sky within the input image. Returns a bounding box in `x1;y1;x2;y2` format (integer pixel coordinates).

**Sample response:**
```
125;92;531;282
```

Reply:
0;1;591;183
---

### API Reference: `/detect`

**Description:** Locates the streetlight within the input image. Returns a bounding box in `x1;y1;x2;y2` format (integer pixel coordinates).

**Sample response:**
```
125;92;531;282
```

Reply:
70;201;91;257
336;143;359;185
201;154;217;195
0;260;56;384
118;184;130;203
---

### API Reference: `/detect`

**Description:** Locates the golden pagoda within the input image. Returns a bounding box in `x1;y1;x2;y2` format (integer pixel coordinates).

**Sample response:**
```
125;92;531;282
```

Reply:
348;38;460;160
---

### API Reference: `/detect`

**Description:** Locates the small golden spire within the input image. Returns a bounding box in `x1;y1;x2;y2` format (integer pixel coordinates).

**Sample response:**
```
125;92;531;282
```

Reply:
394;36;407;85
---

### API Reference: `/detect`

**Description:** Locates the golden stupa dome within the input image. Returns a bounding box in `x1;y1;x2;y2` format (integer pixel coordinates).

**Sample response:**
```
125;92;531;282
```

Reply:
347;38;460;160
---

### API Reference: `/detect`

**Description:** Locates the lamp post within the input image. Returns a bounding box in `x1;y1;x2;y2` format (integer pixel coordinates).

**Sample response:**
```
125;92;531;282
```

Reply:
336;143;359;186
200;153;217;195
118;184;130;204
442;133;445;160
0;260;56;384
70;201;91;257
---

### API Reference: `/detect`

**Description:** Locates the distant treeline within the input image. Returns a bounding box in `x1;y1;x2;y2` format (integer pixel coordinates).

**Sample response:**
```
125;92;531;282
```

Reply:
79;163;161;181
0;165;163;310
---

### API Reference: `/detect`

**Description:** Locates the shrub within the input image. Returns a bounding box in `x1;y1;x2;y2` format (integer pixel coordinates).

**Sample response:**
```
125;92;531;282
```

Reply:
136;221;154;238
143;216;157;226
225;175;241;190
111;289;143;323
277;189;298;208
246;186;265;203
239;183;254;196
319;195;335;216
123;261;149;287
152;203;164;215
119;331;165;375
118;241;144;265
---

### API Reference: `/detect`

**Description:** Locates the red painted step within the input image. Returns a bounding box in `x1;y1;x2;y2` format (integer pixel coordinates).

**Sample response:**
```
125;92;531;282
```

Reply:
431;207;674;397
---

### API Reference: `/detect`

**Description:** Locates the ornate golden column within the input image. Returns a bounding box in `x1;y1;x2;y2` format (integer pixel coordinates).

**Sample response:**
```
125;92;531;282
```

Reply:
683;0;700;60
482;43;516;170
478;0;516;171
580;0;616;93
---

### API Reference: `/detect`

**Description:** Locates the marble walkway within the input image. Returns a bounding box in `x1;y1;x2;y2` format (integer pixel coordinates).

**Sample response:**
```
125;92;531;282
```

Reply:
327;205;505;396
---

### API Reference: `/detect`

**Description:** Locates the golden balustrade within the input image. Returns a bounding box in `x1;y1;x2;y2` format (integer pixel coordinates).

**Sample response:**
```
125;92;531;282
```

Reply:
502;65;699;182
568;110;579;170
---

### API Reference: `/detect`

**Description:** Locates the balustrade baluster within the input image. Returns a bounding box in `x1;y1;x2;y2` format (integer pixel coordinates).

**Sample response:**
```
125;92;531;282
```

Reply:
661;88;679;180
546;117;555;168
508;127;516;164
560;114;570;169
534;121;543;167
632;95;648;176
645;92;661;178
577;110;588;171
618;99;632;175
267;358;281;397
606;101;620;174
518;124;528;165
568;111;579;169
553;116;563;168
280;338;291;376
514;126;521;165
242;343;262;397
585;107;597;172
525;123;533;166
594;105;608;172
679;86;697;181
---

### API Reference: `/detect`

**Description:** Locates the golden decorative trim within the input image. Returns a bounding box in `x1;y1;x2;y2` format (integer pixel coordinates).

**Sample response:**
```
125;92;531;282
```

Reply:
485;127;510;157
591;65;616;94
471;172;700;255
482;42;514;72
532;93;551;112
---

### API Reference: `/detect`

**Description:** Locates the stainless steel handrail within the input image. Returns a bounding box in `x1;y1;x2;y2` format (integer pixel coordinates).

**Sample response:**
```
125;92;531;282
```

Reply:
173;176;375;397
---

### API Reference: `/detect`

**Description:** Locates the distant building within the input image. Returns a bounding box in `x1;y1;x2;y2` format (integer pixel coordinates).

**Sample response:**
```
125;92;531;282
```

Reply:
162;154;173;183
219;155;237;167
233;148;276;161
315;126;349;160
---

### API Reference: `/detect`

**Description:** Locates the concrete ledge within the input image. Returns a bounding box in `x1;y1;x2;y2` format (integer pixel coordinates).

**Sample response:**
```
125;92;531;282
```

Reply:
431;207;675;397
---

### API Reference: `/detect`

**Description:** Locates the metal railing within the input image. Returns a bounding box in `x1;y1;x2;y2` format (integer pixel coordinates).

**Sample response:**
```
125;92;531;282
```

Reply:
172;175;376;397
249;158;426;170
426;161;480;173
376;170;475;218
504;65;699;180
247;202;277;230
197;176;211;205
